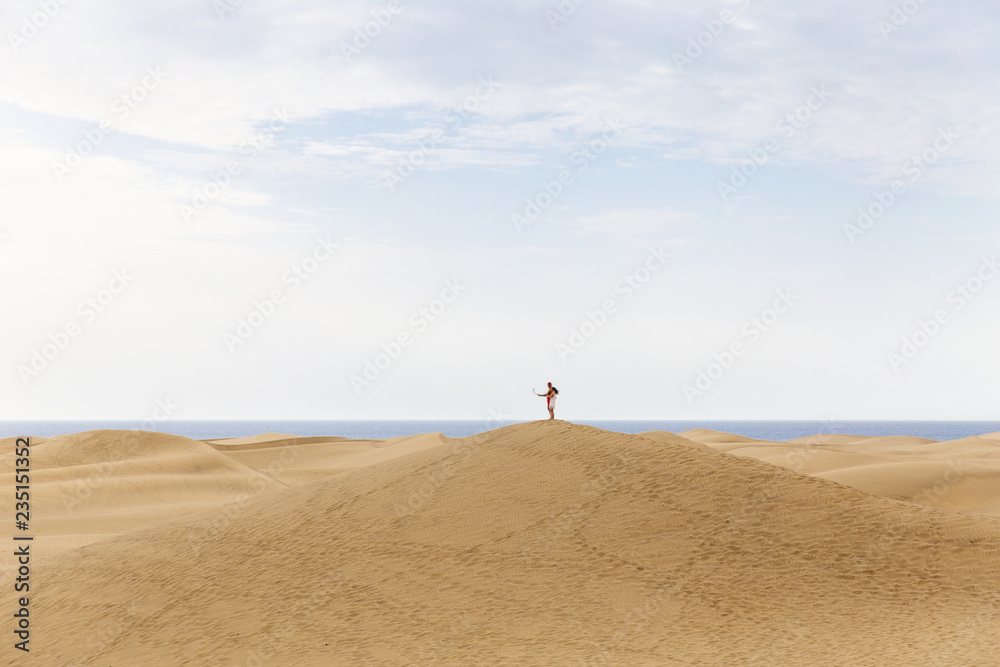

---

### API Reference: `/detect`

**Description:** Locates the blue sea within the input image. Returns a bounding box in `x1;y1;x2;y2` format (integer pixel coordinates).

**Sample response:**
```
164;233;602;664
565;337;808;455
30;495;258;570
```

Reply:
2;420;999;442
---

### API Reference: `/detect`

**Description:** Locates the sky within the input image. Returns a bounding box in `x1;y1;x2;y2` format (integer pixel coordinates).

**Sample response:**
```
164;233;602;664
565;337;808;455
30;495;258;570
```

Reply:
1;0;998;422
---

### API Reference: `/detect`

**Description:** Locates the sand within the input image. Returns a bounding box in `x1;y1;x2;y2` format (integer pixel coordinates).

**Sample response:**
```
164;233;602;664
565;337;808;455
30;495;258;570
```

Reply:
1;423;999;665
678;428;1000;517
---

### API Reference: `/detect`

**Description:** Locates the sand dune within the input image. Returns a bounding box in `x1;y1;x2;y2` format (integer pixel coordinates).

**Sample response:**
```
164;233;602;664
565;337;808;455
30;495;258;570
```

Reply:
0;430;284;556
676;427;771;445
205;433;338;447
211;432;451;485
3;422;999;665
683;429;1000;518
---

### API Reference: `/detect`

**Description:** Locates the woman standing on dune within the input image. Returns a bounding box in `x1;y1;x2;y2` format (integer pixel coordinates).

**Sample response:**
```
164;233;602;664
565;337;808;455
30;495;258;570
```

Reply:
536;382;559;420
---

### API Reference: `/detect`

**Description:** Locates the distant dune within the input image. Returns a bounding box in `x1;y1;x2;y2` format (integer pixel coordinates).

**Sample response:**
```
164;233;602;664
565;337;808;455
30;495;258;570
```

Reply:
206;432;450;486
2;423;999;665
682;428;1000;517
0;430;284;554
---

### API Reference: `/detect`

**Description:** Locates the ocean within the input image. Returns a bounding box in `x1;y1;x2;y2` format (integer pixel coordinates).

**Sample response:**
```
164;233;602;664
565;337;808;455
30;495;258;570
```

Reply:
2;420;999;442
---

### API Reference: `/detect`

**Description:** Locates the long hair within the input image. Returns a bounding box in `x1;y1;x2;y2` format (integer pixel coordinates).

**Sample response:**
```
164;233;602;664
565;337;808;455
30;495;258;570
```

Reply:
551;386;559;394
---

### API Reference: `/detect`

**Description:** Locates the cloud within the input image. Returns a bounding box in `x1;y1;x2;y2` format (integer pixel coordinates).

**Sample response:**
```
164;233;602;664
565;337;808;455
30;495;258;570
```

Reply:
3;0;997;197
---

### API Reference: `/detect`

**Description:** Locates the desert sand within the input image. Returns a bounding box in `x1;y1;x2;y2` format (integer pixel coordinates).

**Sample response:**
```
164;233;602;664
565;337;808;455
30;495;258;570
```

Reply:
677;428;1000;517
1;422;998;665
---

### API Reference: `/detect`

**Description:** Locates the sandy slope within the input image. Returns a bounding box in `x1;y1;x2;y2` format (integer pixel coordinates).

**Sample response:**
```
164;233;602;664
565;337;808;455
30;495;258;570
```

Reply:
680;429;1000;518
4;422;999;665
210;432;451;485
0;430;283;558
